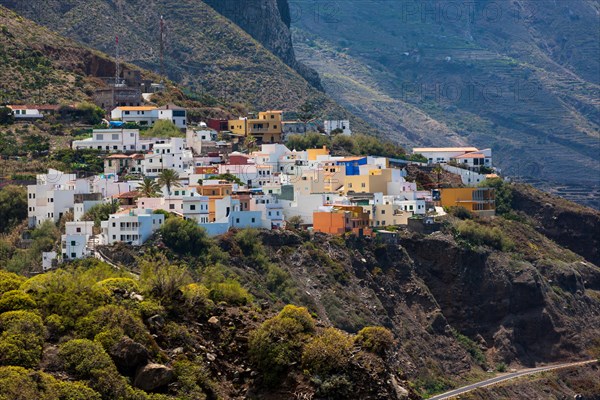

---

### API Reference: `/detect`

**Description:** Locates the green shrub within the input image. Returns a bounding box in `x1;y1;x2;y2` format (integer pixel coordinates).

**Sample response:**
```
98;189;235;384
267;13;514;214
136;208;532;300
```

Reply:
173;357;216;400
0;366;102;400
96;277;140;294
302;328;353;375
314;374;353;398
249;305;316;384
209;280;252;305
0;271;25;295
355;326;394;355
0;311;45;368
0;185;27;233
0;290;36;313
76;305;151;349
455;220;514;251
160;218;212;255
58;339;128;399
139;254;192;302
182;283;214;314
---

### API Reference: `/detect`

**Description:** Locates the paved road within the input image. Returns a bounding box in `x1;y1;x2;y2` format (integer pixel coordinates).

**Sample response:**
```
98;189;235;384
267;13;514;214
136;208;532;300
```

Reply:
428;360;598;400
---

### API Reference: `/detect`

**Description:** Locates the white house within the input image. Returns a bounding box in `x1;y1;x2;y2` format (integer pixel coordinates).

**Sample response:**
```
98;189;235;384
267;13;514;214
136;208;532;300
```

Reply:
324;120;351;136
110;106;157;126
450;148;493;169
157;104;187;129
101;209;164;246
186;126;218;155
42;252;57;271
142;138;193;177
27;170;91;227
7;105;44;119
72;129;154;152
111;104;187;129
412;147;482;164
62;221;95;260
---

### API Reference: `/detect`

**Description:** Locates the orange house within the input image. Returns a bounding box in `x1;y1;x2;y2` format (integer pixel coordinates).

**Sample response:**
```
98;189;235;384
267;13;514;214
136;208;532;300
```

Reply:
440;187;496;216
313;205;371;236
196;182;233;222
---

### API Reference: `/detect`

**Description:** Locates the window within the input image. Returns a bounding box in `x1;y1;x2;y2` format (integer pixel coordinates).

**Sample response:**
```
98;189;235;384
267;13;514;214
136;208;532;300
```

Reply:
112;134;119;140
251;218;256;223
71;253;76;258
236;218;240;224
76;227;81;233
71;241;76;246
169;204;175;210
96;134;104;140
112;222;116;227
381;210;385;215
190;205;196;210
361;183;366;188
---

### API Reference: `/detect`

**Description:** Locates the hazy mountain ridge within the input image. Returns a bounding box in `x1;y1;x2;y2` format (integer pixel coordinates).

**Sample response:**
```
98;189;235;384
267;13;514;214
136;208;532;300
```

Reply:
290;0;600;204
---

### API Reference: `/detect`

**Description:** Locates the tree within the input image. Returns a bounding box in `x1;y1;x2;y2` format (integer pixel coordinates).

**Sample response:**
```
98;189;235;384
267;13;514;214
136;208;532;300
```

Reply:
147;120;184;138
432;164;443;188
209;173;244;186
479;178;512;215
287;216;304;230
157;169;182;196
0;185;27;234
136;177;160;197
82;201;119;227
297;100;317;132
160;218;211;255
0;106;14;125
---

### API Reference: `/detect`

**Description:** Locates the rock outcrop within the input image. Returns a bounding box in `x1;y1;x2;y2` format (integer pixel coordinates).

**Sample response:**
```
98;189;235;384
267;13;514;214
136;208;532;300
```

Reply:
134;363;174;392
203;0;323;90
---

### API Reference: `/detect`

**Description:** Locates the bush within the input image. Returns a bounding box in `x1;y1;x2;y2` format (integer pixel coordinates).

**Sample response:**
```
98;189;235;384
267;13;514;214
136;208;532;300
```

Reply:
139;254;192;302
0;366;102;400
58;339;128;399
455;220;514;251
0;290;36;313
479;178;512;215
173;357;216;400
76;305;152;349
449;206;473;220
160;218;212;255
0;185;27;233
181;283;214;315
82;201;119;228
96;277;141;296
0;311;45;368
249;305;316;384
302;328;353;375
0;271;25;295
354;326;394;355
146;120;184;138
209;280;252;306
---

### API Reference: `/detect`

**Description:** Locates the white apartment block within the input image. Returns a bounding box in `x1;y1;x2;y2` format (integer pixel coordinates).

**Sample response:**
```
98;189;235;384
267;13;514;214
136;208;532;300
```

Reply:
111;104;187;129
62;221;95;260
143;138;193;177
324;120;351;136
101;209;164;246
72;129;154;152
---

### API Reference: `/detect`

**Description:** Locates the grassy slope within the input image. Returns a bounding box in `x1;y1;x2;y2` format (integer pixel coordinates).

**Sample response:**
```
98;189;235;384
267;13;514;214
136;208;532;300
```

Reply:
289;0;600;190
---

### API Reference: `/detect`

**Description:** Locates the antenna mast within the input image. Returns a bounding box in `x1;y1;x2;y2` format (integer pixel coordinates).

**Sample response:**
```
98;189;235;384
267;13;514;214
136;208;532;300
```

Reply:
160;15;165;82
115;35;120;85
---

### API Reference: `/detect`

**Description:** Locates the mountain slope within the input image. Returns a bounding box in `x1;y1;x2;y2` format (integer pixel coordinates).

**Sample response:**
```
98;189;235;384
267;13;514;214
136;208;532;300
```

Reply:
1;0;357;124
203;0;323;90
290;0;600;201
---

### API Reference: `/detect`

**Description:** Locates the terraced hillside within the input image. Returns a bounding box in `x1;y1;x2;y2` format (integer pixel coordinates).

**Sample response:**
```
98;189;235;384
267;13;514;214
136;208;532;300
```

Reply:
290;0;600;203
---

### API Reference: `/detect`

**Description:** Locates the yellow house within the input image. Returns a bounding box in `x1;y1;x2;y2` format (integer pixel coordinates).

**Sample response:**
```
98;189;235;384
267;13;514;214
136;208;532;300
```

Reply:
307;146;330;161
228;111;283;143
440;187;496;216
371;203;412;227
345;168;392;195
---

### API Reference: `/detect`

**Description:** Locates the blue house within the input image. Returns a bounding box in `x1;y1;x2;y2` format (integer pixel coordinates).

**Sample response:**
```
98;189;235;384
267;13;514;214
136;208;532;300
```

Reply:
337;156;368;176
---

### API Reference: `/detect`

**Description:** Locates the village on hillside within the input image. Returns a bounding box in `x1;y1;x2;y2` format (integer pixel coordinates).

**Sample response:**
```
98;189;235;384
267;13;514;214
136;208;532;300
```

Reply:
7;98;498;270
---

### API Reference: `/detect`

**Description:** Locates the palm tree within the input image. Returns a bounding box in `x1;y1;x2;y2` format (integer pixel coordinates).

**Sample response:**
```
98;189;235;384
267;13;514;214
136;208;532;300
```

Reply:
157;169;182;196
432;164;443;188
137;177;161;197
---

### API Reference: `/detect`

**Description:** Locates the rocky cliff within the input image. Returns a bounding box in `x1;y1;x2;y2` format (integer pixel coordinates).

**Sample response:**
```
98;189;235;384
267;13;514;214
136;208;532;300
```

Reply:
203;0;323;90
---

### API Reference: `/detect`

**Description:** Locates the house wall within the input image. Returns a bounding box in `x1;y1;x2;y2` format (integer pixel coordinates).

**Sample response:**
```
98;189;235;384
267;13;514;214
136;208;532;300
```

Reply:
313;211;347;234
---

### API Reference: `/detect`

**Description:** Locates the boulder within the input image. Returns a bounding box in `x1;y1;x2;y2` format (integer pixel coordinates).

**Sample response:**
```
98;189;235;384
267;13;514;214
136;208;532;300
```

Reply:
110;337;149;375
134;363;174;392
